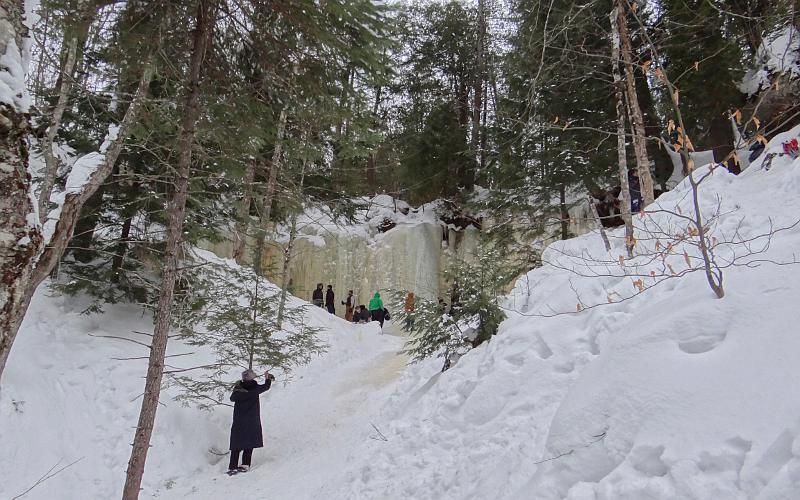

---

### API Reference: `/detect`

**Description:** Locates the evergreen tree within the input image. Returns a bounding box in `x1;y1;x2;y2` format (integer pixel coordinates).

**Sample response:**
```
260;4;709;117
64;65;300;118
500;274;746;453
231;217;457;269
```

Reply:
171;263;326;410
394;237;514;366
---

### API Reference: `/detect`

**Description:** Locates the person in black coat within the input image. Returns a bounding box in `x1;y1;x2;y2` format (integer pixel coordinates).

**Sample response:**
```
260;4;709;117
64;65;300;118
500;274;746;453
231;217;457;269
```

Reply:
228;369;274;474
312;283;324;308
325;285;335;314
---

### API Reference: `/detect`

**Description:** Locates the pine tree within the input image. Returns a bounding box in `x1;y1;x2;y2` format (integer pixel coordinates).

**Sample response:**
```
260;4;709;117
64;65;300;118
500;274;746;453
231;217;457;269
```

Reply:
394;238;513;366
170;263;326;410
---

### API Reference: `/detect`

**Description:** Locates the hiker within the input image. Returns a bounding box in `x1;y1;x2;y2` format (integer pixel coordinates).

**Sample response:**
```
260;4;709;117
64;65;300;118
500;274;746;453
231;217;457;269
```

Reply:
312;283;323;308
228;369;275;475
358;305;370;323
369;292;385;327
325;285;335;314
404;292;415;332
342;290;354;321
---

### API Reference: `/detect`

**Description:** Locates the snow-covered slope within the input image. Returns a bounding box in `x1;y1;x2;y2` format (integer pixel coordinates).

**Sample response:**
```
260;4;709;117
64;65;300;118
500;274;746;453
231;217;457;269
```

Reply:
0;284;405;499
338;127;800;500
3;129;800;499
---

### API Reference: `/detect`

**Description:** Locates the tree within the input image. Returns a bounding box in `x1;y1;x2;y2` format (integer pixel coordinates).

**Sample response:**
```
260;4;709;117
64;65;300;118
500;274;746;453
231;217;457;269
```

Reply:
122;1;214;497
170;262;325;410
396;237;512;366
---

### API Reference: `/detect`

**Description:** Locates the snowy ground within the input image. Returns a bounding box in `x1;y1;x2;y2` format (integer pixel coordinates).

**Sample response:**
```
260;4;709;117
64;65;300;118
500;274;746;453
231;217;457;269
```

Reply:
2;129;800;499
0;290;406;500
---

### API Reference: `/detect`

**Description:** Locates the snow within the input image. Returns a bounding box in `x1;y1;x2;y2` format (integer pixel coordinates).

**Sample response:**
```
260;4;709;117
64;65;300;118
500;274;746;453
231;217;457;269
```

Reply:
740;26;800;96
3;129;800;499
0;276;405;499
0;36;30;112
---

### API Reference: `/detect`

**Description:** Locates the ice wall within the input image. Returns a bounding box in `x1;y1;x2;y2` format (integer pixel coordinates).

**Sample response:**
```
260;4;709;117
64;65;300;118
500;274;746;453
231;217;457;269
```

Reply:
198;218;480;314
263;221;470;308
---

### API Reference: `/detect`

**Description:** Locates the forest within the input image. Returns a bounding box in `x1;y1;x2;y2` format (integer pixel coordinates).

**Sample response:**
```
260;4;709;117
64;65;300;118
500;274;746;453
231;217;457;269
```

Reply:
0;0;799;498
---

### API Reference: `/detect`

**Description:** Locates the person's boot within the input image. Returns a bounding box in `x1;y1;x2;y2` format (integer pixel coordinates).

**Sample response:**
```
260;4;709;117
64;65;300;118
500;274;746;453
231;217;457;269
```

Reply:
236;465;250;473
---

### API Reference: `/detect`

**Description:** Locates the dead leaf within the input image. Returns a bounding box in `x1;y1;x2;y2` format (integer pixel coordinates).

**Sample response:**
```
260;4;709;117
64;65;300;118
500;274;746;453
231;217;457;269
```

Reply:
650;270;656;278
641;60;652;73
731;109;742;124
576;303;583;312
667;119;676;134
693;61;699;71
655;240;662;251
683;249;691;267
753;116;761;129
756;134;768;146
632;279;644;292
668;263;676;275
553;116;559;124
687;157;696;171
619;255;625;266
672;89;680;105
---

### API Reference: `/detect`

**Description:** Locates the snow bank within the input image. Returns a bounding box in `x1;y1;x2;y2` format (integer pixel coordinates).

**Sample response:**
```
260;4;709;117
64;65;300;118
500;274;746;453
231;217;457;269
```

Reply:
339;126;800;499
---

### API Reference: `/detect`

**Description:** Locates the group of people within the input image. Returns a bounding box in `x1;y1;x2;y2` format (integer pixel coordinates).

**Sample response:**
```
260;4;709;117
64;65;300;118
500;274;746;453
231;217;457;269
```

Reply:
312;284;393;328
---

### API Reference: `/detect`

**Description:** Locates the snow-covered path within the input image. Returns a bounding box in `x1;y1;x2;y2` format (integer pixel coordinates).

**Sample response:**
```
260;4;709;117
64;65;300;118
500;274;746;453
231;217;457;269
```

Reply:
159;320;408;499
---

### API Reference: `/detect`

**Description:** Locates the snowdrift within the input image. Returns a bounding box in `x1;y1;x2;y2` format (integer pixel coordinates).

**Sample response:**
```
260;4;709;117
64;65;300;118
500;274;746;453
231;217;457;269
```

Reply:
339;127;800;500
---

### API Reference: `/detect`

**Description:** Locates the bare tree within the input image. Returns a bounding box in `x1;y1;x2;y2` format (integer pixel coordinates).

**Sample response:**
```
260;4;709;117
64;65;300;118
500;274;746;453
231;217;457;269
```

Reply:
615;0;655;205
121;1;215;498
610;5;635;258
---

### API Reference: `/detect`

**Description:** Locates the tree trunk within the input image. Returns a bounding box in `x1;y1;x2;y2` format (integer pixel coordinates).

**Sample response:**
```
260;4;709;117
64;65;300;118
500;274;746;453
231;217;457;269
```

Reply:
559;183;569;240
276;158;307;328
112;215;133;280
470;0;486;164
366;85;382;187
276;212;298;328
262;108;285;228
611;5;635;257
0;1;42;391
231;158;256;263
616;1;654;206
121;2;214;498
251;107;286;275
588;195;611;252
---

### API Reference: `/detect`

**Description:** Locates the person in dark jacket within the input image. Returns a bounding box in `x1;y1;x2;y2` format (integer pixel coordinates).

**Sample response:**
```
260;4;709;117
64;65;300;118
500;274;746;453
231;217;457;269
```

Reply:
312;283;323;307
358;305;370;323
228;369;274;475
325;285;335;314
342;290;354;321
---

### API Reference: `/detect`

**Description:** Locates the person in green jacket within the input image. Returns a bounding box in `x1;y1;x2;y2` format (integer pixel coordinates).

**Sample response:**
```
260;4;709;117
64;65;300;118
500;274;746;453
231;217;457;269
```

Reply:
368;292;386;327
